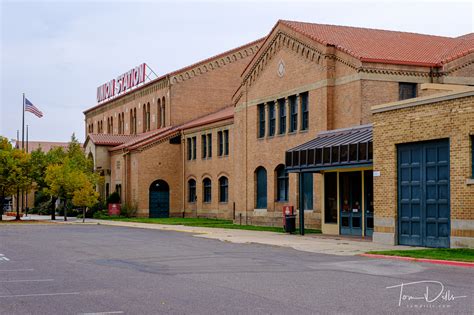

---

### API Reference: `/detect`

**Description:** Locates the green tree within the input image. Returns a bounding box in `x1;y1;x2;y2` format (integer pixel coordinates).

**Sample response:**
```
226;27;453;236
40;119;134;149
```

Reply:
0;137;32;220
72;176;99;223
44;134;98;221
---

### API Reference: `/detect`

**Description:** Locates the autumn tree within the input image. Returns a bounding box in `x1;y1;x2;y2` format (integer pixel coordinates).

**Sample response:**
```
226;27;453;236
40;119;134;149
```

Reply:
0;137;32;220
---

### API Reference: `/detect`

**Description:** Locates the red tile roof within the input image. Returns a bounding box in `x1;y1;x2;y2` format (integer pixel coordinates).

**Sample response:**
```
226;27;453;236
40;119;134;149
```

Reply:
280;20;474;67
110;126;174;151
87;134;139;146
110;106;234;152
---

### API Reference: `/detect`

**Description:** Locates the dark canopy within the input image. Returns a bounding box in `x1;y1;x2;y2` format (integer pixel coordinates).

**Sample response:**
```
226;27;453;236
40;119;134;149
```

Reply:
286;124;373;172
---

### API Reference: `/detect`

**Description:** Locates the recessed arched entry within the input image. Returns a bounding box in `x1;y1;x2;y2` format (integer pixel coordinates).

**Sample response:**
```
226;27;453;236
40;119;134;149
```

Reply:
149;180;170;218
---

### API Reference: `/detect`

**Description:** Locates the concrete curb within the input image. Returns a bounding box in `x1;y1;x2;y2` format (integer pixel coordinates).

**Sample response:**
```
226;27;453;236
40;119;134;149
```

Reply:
360;253;474;268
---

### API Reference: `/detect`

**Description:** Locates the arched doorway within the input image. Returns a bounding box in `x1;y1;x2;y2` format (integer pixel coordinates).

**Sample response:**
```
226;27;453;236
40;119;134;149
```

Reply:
149;180;170;218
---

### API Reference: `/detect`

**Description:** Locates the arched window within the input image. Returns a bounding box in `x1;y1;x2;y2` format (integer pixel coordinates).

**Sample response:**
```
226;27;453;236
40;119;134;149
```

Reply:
203;178;211;203
276;164;289;202
219;176;228;203
161;97;166;127
143;103;147;132
188;179;196;202
129;109;133;134
157;98;161;128
255;167;267;208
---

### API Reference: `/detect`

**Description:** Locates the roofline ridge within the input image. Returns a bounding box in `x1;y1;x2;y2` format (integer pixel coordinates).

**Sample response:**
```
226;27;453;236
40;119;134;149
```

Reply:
280;19;458;40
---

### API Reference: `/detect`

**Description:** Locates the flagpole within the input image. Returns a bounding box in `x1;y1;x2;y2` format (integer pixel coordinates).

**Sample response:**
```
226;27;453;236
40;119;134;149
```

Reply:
25;125;29;218
20;94;25;219
22;93;25;151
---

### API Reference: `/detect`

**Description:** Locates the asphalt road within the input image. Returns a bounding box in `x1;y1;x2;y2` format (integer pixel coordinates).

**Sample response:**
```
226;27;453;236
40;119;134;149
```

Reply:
0;224;472;315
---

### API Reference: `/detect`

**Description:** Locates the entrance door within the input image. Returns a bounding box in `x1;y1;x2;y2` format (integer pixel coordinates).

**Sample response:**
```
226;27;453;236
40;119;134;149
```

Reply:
398;140;450;248
364;171;374;237
340;172;362;236
149;180;170;218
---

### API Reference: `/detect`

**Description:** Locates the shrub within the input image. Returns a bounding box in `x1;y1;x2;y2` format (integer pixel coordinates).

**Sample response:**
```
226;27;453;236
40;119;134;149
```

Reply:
120;201;138;218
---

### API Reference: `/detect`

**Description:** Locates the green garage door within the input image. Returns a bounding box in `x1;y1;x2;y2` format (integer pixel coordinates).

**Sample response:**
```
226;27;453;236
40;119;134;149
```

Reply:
398;140;450;248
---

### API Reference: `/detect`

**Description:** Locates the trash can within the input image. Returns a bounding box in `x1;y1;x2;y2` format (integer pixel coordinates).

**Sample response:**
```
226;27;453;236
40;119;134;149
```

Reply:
284;214;296;233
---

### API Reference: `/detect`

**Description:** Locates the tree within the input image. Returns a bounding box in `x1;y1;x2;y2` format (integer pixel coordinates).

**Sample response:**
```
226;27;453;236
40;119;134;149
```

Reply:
44;134;99;221
0;137;32;220
72;176;99;223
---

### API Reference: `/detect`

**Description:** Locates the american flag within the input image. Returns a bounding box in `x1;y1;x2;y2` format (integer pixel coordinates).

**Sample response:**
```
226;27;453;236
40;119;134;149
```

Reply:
25;98;43;118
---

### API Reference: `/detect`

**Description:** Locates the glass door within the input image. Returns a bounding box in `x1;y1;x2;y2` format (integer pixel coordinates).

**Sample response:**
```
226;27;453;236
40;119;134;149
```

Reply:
340;171;362;236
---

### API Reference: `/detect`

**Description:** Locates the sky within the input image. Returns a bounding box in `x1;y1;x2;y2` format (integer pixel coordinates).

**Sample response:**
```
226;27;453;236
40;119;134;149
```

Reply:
1;0;473;143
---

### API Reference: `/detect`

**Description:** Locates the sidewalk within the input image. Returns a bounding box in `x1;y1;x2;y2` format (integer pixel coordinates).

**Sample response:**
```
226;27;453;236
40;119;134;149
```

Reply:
18;215;419;256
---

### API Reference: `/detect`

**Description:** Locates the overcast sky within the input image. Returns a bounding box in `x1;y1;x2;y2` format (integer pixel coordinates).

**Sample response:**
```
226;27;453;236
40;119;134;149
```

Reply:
1;0;472;143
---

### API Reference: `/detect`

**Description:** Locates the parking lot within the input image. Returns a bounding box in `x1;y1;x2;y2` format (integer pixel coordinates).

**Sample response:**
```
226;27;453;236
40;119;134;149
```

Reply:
0;224;472;314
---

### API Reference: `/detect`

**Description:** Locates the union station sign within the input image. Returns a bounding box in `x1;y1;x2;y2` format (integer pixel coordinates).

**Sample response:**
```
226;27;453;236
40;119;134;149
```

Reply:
97;63;147;103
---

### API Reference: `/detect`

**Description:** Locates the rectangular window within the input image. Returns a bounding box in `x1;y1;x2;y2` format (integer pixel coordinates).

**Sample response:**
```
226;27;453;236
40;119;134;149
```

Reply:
268;102;275;136
278;98;286;134
187;138;192;160
302;173;313;210
207;134;212;158
258;104;265;138
300;92;309;131
324;172;337;223
218;131;223;156
289;95;297;132
399;83;417;100
192;137;196;160
224;130;229;156
201;135;207;159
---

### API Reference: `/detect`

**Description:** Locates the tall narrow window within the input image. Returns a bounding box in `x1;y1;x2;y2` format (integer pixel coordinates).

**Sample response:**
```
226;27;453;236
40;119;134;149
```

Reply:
143;104;147;132
289;95;297;132
268;101;275;136
224;130;229;155
276;165;289;202
399;83;417;100
300;92;309;131
218;131;223;156
471;135;474;178
324;172;337;223
110;117;114;134
203;178;212;203
255;167;267;209
258;104;265;138
192;137;196;160
201;135;207;159
302;173;313;210
161;97;166;127
219;177;228;203
157;98;161;128
188;179;196;202
133;108;137;134
278;98;286;134
187;138;192;160
207;134;212;158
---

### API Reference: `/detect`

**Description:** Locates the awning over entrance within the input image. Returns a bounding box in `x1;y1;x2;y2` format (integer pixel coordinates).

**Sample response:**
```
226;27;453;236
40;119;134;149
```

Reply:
285;124;373;172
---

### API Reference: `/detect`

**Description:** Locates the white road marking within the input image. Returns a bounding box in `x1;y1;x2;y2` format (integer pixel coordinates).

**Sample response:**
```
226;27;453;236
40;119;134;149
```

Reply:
0;254;10;261
0;292;80;298
0;269;34;272
79;312;124;315
0;279;54;283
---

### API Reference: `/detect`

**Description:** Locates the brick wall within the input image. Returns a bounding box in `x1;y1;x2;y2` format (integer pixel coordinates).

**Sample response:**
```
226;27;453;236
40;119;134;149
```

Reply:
373;94;474;247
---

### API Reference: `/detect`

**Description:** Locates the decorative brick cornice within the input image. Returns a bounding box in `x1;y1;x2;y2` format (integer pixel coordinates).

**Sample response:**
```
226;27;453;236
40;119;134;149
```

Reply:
170;42;261;84
243;31;326;88
357;66;433;77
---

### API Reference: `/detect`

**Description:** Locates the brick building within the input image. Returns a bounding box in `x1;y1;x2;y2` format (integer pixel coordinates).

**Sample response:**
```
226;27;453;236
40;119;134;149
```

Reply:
83;20;473;247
